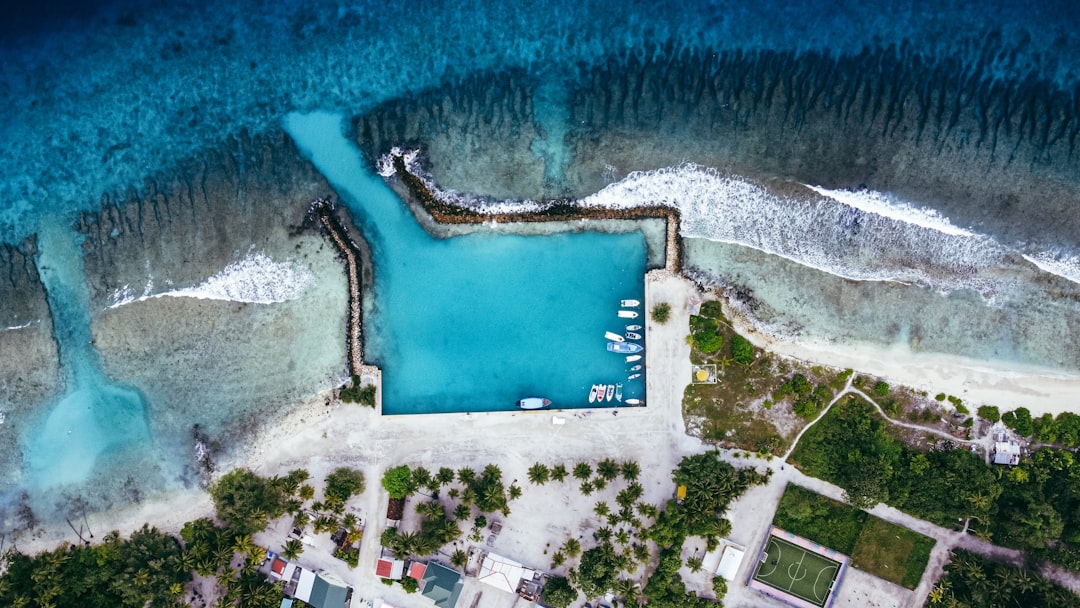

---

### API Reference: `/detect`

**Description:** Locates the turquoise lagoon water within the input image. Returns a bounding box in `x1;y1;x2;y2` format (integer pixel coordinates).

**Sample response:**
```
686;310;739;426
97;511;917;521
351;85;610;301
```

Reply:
285;112;647;414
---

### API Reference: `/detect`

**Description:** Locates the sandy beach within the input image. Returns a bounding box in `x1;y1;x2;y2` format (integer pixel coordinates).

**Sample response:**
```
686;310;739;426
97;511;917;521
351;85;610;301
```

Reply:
11;268;1080;608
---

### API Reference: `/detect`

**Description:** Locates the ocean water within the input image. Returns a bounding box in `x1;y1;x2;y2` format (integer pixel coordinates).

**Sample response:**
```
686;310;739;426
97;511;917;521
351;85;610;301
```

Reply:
2;0;1080;519
285;112;646;413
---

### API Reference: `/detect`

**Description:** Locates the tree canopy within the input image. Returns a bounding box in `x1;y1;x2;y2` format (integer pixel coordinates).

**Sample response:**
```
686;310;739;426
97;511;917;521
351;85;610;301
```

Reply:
209;468;288;535
382;465;413;499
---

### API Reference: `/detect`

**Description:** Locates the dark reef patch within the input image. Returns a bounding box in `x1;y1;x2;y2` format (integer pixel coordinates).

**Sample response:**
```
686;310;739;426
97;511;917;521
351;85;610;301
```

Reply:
355;39;1080;250
76;130;330;311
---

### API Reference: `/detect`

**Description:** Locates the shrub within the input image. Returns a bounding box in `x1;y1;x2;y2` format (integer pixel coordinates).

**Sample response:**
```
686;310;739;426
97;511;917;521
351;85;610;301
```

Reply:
977;405;1001;423
700;300;725;318
693;330;724;353
1001;407;1034;436
731;334;754;364
401;576;419;593
934;393;946;401
651;302;671;324
325;467;365;506
873;381;890;397
382;466;412;499
339;376;376;406
712;576;728;598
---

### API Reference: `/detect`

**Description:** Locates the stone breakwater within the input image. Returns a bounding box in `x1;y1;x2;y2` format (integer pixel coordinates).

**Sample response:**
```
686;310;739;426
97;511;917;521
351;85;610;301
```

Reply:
310;198;365;376
389;155;684;272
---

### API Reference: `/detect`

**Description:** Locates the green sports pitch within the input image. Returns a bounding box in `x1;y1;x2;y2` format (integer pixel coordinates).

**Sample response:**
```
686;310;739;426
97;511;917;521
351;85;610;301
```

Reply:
749;532;845;608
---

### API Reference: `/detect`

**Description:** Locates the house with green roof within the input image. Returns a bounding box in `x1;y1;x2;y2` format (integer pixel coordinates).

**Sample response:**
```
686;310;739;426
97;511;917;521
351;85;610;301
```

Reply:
421;562;464;608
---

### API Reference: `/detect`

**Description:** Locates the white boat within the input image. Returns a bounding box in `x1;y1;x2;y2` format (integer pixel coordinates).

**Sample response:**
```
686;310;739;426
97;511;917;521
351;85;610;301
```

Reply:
620;299;641;307
615;383;623;402
628;373;641;380
604;331;625;342
625;398;642;405
607;342;643;353
625;331;642;340
597;384;607;400
626;324;642;331
605;385;614;401
629;364;642;371
625;355;642;362
588;385;598;403
617;310;639;319
517;397;552;410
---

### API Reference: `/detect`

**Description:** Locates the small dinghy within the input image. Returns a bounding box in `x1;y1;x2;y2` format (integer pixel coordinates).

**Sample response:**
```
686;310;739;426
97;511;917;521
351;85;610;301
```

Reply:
625;398;642;405
626;324;642;331
588;385;599;403
605;331;625;342
625;354;642;362
620;299;641;307
629;364;642;371
597;384;607;399
615;383;623;402
605;385;615;401
617;310;639;319
627;373;641;380
625;331;642;340
607;342;643;353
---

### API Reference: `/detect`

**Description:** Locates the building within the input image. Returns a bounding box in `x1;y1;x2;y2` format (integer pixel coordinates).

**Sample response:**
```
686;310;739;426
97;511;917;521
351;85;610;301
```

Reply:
477;552;536;594
277;561;353;608
376;557;405;580
714;541;746;581
994;440;1021;465
420;562;464;608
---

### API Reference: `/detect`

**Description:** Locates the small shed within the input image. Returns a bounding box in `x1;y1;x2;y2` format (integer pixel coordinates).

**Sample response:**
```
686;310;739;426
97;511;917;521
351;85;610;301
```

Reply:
376;558;405;580
715;542;746;581
993;441;1021;466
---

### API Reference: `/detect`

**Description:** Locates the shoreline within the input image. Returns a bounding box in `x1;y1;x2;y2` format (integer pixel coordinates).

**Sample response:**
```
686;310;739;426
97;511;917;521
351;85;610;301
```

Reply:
721;296;1080;417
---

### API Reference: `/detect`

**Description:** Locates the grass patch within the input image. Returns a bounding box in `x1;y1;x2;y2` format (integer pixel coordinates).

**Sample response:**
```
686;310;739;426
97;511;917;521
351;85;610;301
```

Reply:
771;484;934;589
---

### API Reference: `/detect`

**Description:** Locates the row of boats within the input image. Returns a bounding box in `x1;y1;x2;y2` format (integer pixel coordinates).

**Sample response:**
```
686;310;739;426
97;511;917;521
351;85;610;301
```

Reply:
591;299;644;405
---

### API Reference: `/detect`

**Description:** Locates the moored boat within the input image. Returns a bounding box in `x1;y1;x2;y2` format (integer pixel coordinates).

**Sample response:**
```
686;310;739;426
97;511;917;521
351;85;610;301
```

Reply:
625;398;642;405
629;364;642;371
597;384;607;400
625;331;642;340
617;310;639;319
625;354;642;362
607;342;643;353
626;324;642;331
517;397;552;410
627;373;641;380
605;385;614;401
620;299;641;307
615;383;623;402
588;385;598;403
604;331;625;342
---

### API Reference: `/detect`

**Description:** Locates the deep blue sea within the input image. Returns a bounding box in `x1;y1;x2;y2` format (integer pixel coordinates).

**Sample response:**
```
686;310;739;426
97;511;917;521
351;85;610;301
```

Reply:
2;0;1080;519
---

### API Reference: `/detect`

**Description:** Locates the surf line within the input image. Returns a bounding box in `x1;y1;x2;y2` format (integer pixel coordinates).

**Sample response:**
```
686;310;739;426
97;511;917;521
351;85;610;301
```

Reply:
310;198;366;376
387;154;684;272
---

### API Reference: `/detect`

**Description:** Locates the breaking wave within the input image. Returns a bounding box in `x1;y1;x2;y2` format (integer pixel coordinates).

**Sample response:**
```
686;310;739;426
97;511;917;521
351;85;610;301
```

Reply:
579;164;1040;299
108;251;315;308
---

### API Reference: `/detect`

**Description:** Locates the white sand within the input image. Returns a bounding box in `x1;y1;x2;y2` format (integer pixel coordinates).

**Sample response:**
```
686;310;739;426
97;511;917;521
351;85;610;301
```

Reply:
15;268;1080;608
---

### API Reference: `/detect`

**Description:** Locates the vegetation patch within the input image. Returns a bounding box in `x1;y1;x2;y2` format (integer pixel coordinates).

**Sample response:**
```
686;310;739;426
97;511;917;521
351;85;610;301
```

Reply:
932;550;1080;606
772;484;933;589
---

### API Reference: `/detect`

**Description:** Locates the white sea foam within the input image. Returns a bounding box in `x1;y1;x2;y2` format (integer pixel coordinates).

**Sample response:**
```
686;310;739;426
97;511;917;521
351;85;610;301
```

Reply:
1022;252;1080;285
579;164;1018;298
107;251;315;308
804;185;976;237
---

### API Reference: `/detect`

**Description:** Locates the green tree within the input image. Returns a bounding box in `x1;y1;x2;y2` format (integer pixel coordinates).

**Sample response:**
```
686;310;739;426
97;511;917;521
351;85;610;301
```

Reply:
551;464;569;482
451;549;468;569
528;463;551;485
210;469;287;535
544;576;578;608
731;334;754;364
324;467;366;506
436;467;457;486
282;539;304;561
597;458;621;481
651;302;671;324
621;461;641;481
573;462;593;480
382;466;413;499
977;405;1001;423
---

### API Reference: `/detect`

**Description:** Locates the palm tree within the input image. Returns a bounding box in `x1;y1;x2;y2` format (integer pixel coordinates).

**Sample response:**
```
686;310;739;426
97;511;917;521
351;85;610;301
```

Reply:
597;459;620;481
563;538;582;558
454;503;471;521
232;534;255;558
573;463;593;480
686;556;703;572
593;478;607;491
508;484;523;500
437;467;456;486
621;461;640;481
613;578;640;605
580;481;594;496
283;539;304;560
451;549;468;569
528;463;551;485
551;464;569;482
457;468;476;486
615;529;631;546
594;502;611;517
